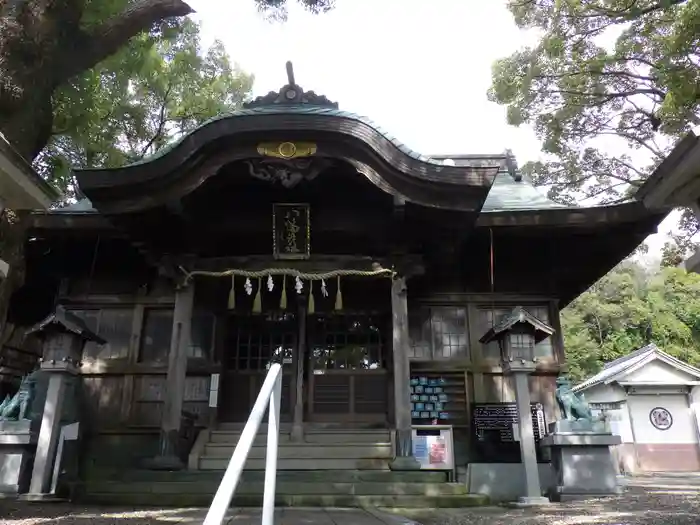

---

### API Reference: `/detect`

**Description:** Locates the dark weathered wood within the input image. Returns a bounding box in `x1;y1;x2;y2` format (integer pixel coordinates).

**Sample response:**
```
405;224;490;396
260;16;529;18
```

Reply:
157;282;194;462
391;277;412;456
292;303;307;441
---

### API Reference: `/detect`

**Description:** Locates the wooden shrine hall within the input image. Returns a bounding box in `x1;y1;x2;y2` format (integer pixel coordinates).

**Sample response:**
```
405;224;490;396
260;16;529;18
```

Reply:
12;62;672;504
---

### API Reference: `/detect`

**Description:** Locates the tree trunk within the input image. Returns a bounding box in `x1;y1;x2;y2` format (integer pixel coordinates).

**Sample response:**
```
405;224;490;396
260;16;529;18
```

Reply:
0;0;194;345
0;0;194;160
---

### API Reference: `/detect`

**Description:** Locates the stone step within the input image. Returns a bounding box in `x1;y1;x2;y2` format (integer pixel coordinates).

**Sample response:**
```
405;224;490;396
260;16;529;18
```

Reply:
202;443;393;459
86;480;469;496
198;457;390;471
85;469;448;484
208;430;391;445
83;492;488;508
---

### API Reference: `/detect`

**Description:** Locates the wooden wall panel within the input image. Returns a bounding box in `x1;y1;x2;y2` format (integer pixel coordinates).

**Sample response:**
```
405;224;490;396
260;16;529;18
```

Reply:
82;375;124;428
130;374;210;427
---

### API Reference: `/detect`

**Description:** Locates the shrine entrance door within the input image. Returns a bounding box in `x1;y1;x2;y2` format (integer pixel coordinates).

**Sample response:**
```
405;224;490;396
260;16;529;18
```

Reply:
218;312;296;423
305;313;391;426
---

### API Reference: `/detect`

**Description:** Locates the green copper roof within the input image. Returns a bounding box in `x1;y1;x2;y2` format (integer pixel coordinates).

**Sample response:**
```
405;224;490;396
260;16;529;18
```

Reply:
481;171;569;212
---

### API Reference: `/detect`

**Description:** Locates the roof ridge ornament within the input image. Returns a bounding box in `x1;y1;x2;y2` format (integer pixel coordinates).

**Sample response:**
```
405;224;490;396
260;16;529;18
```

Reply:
243;61;339;109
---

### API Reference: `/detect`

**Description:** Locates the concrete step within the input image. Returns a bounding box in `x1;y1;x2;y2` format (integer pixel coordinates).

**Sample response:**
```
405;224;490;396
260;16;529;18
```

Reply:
86;480;469;496
83;492;489;508
208;430;391;445
85;469;448;484
198;457;390;471
202;442;393;459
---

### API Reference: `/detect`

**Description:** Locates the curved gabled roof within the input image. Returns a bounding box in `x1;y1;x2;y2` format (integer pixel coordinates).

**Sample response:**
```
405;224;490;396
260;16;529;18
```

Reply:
73;63;502;214
125;105;450;170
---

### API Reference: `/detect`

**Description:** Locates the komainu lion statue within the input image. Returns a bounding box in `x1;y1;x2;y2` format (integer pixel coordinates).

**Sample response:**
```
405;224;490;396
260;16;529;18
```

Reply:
555;376;594;421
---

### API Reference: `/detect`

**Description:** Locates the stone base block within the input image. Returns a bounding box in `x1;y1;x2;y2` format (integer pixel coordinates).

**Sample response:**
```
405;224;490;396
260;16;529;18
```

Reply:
18;493;69;503
551;486;623;502
541;431;621;500
549;420;608;434
466;463;554;502
0;425;37;495
505;496;552;508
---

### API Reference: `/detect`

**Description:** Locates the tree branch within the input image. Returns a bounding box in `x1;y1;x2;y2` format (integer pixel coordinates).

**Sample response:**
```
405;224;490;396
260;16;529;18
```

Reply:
139;84;172;158
62;0;194;82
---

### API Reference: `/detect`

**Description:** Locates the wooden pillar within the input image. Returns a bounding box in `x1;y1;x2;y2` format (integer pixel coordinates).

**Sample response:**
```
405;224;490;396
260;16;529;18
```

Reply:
291;302;306;442
389;276;420;470
147;280;195;470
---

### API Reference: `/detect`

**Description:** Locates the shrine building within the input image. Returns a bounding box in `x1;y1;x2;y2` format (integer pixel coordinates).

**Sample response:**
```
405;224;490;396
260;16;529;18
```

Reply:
8;64;674;505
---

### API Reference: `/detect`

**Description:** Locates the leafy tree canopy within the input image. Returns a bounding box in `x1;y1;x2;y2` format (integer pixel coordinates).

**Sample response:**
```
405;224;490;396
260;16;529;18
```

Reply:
562;262;700;382
489;0;700;255
37;18;253;197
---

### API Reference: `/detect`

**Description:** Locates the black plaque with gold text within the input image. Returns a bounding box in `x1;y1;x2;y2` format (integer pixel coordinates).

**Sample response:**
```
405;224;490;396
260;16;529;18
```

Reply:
273;203;310;260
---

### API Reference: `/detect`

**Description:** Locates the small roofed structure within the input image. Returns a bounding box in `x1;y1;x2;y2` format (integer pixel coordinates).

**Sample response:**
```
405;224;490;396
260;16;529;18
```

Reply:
27;306;105;372
480;306;555;366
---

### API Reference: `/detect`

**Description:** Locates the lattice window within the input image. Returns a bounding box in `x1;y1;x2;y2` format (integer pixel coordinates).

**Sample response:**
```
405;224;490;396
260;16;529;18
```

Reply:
478;305;554;359
226;312;296;371
70;308;133;360
309;314;386;370
408;307;468;360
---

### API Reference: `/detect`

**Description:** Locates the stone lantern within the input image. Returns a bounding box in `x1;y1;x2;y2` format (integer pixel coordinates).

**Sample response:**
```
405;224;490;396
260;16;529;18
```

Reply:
23;306;104;499
479;306;554;506
480;306;554;374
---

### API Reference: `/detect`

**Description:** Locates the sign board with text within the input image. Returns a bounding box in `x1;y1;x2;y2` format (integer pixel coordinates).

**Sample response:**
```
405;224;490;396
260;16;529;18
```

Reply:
273;203;310;260
411;425;455;476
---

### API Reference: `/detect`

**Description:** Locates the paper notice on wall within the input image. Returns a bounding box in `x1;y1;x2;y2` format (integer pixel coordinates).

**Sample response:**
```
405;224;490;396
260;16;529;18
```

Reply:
429;436;446;464
413;435;428;462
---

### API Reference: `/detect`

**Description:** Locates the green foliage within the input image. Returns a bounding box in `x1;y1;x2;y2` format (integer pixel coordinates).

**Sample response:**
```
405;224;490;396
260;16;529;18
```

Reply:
562;262;700;382
35;19;253;196
490;0;699;249
255;0;336;21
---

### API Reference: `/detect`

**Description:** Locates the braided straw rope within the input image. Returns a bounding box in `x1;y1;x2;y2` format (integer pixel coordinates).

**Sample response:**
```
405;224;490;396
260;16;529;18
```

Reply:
181;266;394;283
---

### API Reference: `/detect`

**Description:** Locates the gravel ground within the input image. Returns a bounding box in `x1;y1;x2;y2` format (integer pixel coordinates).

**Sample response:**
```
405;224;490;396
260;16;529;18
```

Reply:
0;479;698;524
396;480;700;525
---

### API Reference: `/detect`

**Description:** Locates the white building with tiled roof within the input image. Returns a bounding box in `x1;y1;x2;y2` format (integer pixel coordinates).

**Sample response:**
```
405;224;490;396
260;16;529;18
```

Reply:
574;344;700;473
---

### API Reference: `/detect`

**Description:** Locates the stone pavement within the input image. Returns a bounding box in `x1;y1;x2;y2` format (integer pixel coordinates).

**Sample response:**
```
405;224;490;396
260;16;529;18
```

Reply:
2;476;700;525
0;505;419;524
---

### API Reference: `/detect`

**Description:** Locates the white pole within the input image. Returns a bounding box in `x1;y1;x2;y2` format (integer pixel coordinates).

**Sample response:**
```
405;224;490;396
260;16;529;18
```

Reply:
203;363;282;525
261;372;282;525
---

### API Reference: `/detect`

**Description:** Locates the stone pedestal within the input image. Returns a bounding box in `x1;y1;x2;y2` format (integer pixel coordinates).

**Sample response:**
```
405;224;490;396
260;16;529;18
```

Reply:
540;421;622;502
0;420;37;494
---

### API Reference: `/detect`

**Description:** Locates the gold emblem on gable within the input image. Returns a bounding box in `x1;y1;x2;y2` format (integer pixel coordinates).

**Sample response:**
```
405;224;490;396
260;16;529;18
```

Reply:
257;141;317;160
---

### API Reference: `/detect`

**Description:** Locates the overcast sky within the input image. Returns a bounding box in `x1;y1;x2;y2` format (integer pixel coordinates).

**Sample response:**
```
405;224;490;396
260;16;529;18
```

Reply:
187;0;678;261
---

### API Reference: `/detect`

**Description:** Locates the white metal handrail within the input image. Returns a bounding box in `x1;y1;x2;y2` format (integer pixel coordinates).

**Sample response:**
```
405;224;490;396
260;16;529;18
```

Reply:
203;362;282;525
